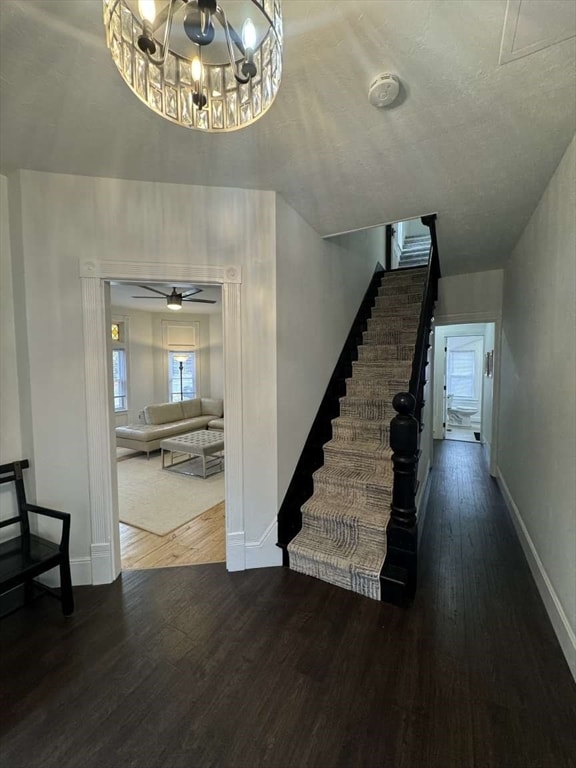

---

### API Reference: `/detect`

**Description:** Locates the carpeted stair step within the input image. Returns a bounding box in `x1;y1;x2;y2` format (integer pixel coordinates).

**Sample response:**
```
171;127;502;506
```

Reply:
357;344;415;362
288;529;385;599
340;396;403;420
313;464;392;510
378;281;425;296
366;315;419;334
331;414;391;443
380;271;427;287
362;327;417;346
300;494;389;543
351;359;413;380
344;378;410;399
322;438;393;473
374;291;423;307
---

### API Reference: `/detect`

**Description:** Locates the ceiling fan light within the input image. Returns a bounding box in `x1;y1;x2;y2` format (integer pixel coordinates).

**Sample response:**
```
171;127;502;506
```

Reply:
167;295;182;310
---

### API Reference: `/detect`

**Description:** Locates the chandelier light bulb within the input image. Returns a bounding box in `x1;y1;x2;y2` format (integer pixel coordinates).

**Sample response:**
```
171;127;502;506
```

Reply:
138;0;156;24
242;18;257;51
191;56;203;84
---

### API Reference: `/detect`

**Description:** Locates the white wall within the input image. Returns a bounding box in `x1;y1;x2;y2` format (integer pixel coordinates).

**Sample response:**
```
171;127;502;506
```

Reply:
0;175;22;522
276;196;379;505
498;135;576;679
8;170;278;567
436;269;503;320
327;226;385;269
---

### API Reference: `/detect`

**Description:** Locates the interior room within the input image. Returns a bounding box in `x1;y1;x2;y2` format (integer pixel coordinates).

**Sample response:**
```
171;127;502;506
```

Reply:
0;2;575;766
110;281;226;570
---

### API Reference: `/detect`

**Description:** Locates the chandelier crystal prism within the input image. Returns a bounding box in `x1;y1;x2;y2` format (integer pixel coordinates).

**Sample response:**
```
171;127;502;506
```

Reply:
103;0;283;131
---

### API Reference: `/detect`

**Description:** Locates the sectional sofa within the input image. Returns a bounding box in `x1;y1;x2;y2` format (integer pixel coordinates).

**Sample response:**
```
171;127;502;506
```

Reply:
116;397;224;457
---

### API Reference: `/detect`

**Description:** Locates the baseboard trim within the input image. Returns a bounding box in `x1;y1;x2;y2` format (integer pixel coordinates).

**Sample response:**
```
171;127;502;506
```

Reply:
245;517;283;569
91;542;115;585
226;531;246;571
496;468;576;681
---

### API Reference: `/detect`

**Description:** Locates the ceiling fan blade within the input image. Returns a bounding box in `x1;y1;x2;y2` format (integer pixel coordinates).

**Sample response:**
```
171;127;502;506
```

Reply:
184;299;217;304
181;288;202;298
134;284;169;297
131;295;166;299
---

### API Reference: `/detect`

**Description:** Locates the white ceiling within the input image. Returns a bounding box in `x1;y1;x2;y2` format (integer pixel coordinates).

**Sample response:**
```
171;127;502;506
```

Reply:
1;1;575;276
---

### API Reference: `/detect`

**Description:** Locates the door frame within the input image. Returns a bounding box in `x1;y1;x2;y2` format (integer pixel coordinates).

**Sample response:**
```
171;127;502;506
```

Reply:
80;259;244;584
443;333;485;440
433;313;501;476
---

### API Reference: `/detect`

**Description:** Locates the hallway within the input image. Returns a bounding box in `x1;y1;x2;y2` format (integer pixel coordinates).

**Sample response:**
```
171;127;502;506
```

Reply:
1;442;575;767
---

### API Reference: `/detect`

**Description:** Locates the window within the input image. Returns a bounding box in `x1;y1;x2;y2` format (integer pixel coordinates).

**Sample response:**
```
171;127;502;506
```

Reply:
447;350;476;398
112;349;127;411
169;351;196;402
111;320;128;412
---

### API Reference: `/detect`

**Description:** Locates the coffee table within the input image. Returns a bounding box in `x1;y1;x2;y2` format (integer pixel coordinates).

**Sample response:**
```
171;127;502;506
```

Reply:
160;431;225;478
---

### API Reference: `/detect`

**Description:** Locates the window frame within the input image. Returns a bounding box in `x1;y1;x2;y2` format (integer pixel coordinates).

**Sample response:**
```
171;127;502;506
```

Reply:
111;318;129;413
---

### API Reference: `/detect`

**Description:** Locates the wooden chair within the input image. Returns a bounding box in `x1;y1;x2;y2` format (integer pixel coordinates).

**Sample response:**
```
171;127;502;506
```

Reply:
0;459;74;616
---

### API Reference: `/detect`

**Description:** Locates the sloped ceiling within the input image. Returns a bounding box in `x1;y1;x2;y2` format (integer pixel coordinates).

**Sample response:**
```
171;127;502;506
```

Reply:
1;0;575;275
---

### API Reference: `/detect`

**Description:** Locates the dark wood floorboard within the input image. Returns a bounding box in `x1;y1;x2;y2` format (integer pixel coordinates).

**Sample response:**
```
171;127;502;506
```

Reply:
1;440;575;768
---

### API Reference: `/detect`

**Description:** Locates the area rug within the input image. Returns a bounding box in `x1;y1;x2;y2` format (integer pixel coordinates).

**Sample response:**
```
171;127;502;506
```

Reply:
117;452;225;536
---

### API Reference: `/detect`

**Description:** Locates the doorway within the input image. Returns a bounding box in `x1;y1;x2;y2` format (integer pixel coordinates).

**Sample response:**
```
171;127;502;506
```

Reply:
108;280;226;571
443;334;484;443
433;321;497;462
80;260;244;585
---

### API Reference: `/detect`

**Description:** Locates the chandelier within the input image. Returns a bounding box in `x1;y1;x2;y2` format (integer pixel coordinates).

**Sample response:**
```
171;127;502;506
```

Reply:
103;0;283;131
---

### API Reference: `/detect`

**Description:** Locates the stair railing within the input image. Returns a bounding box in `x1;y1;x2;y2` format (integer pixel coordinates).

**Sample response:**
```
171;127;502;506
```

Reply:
380;214;440;605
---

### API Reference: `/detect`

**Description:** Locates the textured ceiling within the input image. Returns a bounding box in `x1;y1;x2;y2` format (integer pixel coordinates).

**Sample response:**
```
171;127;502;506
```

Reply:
1;0;575;275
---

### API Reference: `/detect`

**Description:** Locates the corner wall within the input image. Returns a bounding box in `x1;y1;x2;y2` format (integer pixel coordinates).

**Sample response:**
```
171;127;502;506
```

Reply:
275;196;380;506
8;170;278;573
0;176;21;465
0;175;22;521
498;135;576;679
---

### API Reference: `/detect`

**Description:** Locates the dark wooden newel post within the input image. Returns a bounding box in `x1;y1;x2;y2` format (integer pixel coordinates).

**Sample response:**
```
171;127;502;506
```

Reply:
380;392;419;605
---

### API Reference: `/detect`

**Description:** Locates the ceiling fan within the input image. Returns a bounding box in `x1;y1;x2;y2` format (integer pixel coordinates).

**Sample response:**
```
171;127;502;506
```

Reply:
131;285;216;310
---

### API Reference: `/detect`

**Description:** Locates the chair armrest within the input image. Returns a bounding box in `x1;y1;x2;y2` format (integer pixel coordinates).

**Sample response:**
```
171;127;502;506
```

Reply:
26;504;71;553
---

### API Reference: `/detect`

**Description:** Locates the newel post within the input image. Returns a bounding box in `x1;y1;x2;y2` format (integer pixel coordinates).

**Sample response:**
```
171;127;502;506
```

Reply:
380;392;419;605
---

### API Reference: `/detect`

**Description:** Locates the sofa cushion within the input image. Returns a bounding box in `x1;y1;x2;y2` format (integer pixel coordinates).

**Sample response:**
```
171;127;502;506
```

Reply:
144;402;184;425
201;398;224;417
207;418;224;431
181;398;202;418
116;416;212;443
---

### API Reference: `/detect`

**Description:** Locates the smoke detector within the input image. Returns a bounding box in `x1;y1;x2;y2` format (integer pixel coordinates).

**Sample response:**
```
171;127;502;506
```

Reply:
368;73;401;108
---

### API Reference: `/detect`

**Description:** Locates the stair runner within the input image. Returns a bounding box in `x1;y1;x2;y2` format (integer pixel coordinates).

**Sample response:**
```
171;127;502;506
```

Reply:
398;234;431;268
287;267;427;600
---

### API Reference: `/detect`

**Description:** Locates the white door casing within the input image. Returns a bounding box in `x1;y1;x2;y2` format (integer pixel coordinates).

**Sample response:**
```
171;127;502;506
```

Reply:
80;259;244;583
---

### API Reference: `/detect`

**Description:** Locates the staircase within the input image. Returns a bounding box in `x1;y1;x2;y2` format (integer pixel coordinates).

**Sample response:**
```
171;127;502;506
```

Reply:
287;267;428;600
397;234;430;268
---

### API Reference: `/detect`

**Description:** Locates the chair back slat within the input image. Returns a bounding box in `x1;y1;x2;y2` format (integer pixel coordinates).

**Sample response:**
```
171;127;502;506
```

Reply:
0;460;30;536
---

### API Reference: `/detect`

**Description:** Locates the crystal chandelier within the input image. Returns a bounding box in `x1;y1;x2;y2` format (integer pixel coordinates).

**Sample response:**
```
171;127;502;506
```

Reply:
103;0;283;131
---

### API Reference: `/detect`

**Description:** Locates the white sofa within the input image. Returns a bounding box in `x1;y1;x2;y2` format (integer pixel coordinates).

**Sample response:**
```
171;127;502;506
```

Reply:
116;398;224;457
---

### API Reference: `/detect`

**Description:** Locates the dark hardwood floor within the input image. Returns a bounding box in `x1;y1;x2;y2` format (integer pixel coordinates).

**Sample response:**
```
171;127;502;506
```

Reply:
1;441;575;768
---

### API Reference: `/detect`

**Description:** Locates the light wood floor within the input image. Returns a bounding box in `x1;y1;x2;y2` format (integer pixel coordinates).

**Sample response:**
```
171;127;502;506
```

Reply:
120;501;225;570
